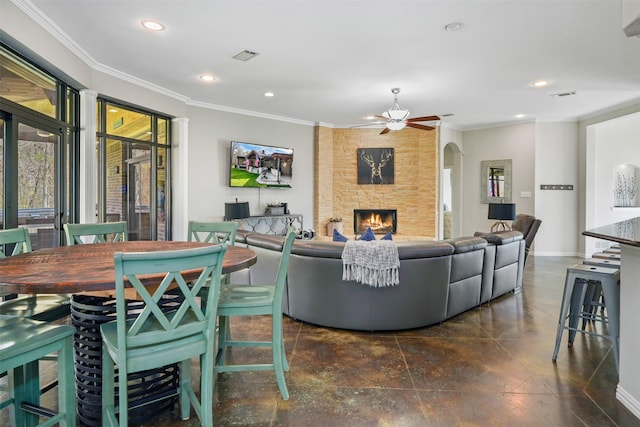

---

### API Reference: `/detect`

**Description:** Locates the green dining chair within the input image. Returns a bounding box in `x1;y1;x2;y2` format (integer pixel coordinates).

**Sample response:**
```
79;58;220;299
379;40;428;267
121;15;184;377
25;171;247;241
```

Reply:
187;220;238;245
0;315;76;427
187;221;239;311
215;227;296;400
101;244;227;427
0;228;71;322
63;221;127;245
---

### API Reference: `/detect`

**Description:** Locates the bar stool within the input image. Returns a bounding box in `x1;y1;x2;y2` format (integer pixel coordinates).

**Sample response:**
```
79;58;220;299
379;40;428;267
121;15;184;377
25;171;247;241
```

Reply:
603;247;621;254
552;264;620;372
0;315;76;427
581;258;620;326
592;252;621;261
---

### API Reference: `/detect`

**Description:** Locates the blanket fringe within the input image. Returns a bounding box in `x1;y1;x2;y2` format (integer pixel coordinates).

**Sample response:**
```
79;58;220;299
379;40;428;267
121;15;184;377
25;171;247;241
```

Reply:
342;264;399;287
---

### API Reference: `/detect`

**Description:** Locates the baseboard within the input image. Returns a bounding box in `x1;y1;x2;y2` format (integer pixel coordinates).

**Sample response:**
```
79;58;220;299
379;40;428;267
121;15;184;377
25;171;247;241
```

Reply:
530;251;581;257
616;385;640;420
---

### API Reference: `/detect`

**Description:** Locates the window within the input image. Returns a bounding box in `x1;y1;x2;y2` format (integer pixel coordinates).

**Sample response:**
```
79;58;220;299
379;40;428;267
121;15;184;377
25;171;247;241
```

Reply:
1;43;79;249
96;99;170;240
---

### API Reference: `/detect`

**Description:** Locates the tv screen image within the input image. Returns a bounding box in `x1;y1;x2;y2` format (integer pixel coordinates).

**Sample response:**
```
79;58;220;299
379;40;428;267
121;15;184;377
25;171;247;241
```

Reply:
229;141;294;188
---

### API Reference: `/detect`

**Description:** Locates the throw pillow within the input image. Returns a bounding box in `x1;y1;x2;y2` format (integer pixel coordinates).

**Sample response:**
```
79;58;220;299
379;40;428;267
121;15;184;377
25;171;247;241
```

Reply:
358;227;376;241
381;232;393;241
332;228;349;242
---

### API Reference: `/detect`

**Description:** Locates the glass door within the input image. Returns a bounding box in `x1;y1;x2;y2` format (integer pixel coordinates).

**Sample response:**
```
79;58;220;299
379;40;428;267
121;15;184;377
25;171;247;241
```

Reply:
16;122;62;249
126;150;151;240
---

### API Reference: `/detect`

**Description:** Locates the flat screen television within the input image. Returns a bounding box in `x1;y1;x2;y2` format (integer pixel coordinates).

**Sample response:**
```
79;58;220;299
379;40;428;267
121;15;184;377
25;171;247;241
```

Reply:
229;141;294;188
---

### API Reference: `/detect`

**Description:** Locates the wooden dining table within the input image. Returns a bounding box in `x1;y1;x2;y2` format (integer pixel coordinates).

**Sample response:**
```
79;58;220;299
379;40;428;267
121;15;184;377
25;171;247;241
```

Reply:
0;240;257;426
0;240;257;294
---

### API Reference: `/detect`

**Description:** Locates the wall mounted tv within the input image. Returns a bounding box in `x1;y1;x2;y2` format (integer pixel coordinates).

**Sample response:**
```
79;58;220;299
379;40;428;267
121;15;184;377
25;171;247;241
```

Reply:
229;141;294;188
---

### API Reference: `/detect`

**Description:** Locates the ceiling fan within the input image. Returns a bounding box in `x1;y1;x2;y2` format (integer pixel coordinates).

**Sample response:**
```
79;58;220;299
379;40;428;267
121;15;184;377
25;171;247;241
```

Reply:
374;88;440;135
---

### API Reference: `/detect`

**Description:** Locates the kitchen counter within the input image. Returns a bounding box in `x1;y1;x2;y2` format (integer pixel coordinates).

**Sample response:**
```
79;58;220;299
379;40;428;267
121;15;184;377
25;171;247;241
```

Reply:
583;217;640;419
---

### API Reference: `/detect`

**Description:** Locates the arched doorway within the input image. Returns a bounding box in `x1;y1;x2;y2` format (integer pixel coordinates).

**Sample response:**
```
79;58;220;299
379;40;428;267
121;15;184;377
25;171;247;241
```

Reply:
443;142;462;238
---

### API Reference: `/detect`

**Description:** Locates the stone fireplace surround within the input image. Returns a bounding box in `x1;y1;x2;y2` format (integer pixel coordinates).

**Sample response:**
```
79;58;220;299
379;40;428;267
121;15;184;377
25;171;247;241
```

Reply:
314;126;439;239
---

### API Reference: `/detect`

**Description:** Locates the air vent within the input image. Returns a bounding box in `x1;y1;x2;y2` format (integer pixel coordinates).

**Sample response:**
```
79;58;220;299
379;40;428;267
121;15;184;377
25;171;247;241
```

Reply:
551;91;576;98
440;113;454;117
232;50;259;61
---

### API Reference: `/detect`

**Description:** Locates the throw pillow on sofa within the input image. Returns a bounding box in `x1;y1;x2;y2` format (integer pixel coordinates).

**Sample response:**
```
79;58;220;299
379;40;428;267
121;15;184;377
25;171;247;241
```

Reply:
333;228;349;242
358;227;376;241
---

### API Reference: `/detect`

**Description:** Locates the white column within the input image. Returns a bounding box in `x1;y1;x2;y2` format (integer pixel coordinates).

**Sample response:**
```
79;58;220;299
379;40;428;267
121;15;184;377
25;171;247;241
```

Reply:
79;90;97;224
171;117;190;241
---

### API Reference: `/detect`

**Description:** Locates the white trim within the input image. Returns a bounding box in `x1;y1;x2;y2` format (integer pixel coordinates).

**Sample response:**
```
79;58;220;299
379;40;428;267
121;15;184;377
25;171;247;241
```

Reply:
79;89;97;224
186;100;315;127
171;117;190;241
618;383;640;419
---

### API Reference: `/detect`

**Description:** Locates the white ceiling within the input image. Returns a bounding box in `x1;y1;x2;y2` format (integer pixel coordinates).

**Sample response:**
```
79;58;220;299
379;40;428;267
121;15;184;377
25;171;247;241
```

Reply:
14;0;640;130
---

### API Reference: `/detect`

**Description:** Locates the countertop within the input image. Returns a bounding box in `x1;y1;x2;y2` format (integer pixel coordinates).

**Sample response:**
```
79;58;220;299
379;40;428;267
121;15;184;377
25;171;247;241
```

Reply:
583;217;640;247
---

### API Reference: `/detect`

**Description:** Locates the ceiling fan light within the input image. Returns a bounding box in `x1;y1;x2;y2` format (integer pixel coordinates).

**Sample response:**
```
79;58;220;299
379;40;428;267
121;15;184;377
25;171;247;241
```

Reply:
387;121;406;131
386;108;409;121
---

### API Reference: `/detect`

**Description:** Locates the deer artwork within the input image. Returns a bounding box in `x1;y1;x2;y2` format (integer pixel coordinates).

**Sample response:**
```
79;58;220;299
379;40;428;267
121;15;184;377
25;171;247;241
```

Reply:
360;149;394;184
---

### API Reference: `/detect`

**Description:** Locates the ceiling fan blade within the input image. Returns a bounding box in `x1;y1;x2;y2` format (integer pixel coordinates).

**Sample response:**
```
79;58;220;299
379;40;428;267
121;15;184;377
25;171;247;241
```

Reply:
406;122;435;131
379;127;391;135
406;115;440;122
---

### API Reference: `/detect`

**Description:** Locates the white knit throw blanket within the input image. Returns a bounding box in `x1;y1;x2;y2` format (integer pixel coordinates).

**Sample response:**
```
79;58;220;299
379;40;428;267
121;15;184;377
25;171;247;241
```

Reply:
341;240;400;287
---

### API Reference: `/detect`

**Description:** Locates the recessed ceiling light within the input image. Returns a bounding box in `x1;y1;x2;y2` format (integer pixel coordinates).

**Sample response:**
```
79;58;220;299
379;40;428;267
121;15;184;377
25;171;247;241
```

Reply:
444;22;463;31
264;92;275;97
531;80;550;87
141;20;165;31
199;74;216;82
515;114;525;119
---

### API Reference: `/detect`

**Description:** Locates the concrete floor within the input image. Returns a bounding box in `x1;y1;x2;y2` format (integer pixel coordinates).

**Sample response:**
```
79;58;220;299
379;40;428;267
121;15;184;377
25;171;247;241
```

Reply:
3;255;640;426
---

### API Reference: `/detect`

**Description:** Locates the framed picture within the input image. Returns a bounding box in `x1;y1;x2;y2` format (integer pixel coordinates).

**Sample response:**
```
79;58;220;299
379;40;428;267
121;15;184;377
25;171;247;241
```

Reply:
357;148;394;185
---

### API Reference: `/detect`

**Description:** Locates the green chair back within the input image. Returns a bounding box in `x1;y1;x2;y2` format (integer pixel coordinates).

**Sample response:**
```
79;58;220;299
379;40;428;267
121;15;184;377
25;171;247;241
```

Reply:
0;227;32;258
0;227;31;299
0;315;75;427
272;227;297;314
63;221;127;245
187;220;238;245
0;227;70;320
215;227;297;400
101;244;227;426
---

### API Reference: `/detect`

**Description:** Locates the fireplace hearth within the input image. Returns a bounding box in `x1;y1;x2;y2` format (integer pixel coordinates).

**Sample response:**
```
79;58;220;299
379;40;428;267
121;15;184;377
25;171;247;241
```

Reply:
353;209;397;235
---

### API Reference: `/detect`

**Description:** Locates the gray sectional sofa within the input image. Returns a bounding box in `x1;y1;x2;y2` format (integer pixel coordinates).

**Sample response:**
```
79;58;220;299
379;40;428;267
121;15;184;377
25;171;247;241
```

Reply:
230;230;525;331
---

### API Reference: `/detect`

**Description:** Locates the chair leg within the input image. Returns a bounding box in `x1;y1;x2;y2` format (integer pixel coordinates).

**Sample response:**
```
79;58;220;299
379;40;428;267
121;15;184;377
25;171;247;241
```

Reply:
199;349;215;427
179;359;191;421
217;316;229;366
58;335;76;427
553;272;576;361
23;360;41;427
567;279;587;345
9;366;27;427
101;351;117;427
272;313;289;400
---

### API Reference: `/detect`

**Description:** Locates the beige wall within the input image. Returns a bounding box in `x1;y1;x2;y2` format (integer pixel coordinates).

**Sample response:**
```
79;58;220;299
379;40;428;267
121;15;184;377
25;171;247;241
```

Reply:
315;126;439;238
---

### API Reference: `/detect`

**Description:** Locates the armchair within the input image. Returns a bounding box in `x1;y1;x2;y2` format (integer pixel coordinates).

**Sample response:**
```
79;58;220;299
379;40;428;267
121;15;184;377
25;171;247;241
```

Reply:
511;214;542;263
475;213;541;265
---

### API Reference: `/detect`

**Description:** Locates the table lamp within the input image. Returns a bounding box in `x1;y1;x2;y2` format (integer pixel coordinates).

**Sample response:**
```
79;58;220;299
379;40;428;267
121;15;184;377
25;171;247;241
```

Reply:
224;201;250;220
488;203;516;232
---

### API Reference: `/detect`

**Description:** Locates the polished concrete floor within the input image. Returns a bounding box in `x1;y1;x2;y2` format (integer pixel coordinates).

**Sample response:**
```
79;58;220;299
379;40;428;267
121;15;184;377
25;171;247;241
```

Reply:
3;256;640;426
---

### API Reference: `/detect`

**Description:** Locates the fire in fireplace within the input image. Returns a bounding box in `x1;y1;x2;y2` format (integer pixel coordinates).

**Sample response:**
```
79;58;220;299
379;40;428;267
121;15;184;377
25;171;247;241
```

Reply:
353;209;397;235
